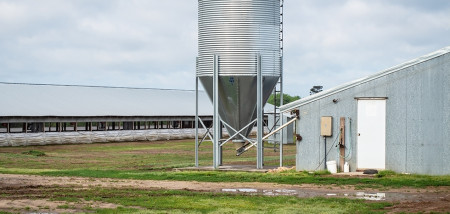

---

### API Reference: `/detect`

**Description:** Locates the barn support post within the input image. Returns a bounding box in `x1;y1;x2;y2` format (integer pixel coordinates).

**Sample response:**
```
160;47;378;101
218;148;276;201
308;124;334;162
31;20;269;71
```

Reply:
195;76;199;167
218;121;223;166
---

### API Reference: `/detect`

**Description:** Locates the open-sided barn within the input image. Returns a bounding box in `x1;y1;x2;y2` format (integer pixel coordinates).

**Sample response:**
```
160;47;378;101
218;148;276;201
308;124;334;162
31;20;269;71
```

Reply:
0;83;215;146
0;83;275;147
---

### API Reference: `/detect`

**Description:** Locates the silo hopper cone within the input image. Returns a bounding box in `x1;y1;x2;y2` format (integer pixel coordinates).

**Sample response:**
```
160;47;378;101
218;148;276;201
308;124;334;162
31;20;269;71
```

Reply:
199;75;279;150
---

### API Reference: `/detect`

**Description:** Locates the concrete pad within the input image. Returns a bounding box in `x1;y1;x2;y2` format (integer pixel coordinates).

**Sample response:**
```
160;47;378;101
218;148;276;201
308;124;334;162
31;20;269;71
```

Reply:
173;165;280;173
331;172;374;177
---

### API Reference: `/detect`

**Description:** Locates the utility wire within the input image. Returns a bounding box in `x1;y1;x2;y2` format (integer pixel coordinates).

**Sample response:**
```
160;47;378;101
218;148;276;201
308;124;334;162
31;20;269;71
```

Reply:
314;131;341;171
0;81;195;92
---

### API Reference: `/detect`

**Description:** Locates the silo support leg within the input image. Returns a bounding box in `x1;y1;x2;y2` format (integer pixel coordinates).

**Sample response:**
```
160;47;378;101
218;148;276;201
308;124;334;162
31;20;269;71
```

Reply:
213;55;221;169
257;54;264;169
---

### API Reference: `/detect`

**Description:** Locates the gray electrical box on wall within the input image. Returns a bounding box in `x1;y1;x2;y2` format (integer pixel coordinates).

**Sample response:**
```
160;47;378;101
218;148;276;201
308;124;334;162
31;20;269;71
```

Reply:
321;116;333;136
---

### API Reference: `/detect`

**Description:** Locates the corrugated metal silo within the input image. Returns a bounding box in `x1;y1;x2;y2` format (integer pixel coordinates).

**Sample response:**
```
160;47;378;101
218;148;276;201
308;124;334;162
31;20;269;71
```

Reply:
197;0;282;148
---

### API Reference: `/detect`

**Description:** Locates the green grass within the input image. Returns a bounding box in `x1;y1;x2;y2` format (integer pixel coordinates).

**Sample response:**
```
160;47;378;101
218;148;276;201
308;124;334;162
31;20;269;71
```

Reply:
0;167;448;189
0;140;447;213
0;140;449;188
0;185;393;213
376;170;397;178
21;150;46;156
0;140;296;170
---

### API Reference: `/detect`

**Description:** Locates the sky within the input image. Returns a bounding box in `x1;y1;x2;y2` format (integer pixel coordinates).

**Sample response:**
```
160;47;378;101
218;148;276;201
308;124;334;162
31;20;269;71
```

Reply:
0;0;449;98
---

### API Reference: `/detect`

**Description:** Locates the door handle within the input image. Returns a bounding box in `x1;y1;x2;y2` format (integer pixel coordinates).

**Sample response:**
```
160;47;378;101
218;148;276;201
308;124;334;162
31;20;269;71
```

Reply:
358;133;361;136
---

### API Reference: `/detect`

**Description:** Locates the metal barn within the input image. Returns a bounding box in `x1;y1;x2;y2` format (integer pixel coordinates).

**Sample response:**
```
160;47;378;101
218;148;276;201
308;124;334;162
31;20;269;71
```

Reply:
0;83;216;146
0;83;274;147
281;46;450;175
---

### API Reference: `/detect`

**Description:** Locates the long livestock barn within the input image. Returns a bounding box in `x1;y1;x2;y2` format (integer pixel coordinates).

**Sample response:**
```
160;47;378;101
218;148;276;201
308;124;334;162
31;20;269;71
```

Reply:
0;83;217;146
1;83;273;147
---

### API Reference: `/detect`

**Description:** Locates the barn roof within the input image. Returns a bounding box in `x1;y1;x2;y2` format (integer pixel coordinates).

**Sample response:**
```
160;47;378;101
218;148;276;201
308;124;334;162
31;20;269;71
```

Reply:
0;82;275;117
280;46;450;112
0;83;213;117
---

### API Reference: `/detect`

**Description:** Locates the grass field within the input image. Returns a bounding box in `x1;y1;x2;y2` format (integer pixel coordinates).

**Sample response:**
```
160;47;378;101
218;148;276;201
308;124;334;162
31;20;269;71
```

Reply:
0;185;393;214
0;140;296;170
1;140;449;188
0;140;449;213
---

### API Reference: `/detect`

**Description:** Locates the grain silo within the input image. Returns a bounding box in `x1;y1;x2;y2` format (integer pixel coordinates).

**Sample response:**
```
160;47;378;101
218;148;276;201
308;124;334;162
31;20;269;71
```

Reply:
195;0;284;169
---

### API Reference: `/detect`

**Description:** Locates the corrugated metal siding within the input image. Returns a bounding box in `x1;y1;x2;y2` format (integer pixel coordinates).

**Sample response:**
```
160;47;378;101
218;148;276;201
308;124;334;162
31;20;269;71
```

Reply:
293;49;450;175
0;129;208;147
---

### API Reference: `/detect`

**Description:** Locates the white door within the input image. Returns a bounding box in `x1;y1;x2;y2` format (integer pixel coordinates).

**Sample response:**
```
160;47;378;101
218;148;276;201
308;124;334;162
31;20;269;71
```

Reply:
357;99;386;169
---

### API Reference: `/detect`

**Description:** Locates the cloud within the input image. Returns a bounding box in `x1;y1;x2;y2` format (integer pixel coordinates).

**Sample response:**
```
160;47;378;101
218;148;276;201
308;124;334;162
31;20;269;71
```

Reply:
284;0;450;96
0;0;197;88
0;0;449;98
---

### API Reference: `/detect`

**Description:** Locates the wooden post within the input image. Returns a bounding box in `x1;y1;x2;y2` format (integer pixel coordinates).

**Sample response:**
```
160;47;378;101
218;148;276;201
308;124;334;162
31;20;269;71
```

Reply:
339;117;346;172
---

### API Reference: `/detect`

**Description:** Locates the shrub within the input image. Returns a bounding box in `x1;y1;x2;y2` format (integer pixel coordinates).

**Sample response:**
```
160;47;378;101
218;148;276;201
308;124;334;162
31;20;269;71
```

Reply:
376;170;396;178
21;150;46;157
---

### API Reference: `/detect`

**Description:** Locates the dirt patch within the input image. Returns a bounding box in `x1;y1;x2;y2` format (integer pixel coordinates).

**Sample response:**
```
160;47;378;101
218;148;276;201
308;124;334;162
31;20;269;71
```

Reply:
267;166;295;173
0;174;448;196
0;174;449;213
120;150;192;155
0;198;119;213
385;199;450;213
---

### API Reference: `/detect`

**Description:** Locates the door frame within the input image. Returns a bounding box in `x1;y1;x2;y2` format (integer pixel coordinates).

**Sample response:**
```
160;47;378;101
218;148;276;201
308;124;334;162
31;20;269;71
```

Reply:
355;97;387;170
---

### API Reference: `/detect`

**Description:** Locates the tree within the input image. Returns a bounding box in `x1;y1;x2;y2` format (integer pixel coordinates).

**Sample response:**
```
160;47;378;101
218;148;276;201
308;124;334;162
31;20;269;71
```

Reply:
310;86;323;95
267;93;300;107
